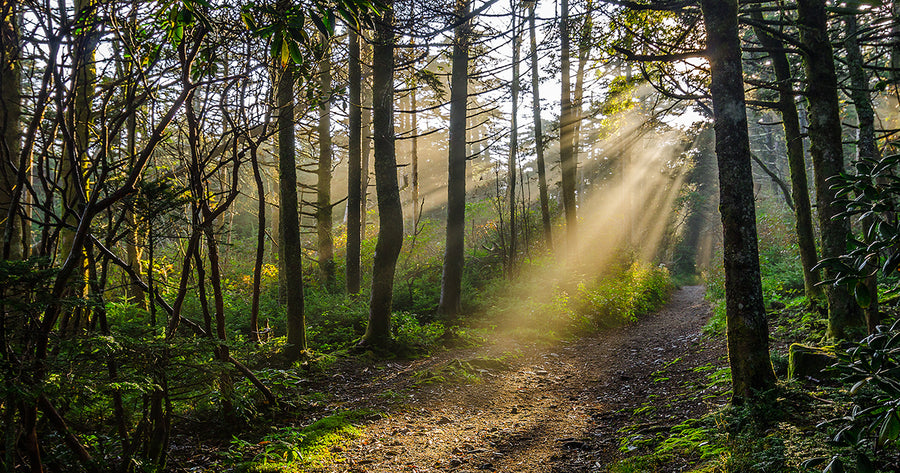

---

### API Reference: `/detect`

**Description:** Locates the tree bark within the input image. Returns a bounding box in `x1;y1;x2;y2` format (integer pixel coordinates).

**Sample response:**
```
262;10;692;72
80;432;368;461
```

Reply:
361;40;373;237
439;0;471;317
360;0;402;348
797;0;863;340
123;9;144;307
699;0;776;404
750;12;822;302
347;29;363;295
1;0;24;260
249;145;266;341
277;63;307;360
845;12;881;334
508;0;519;269
529;3;551;248
573;10;591;194
559;0;577;241
317;38;335;290
411;85;420;227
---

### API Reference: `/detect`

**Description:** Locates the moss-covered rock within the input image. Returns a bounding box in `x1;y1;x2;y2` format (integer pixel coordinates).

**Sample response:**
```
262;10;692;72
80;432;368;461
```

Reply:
787;343;836;381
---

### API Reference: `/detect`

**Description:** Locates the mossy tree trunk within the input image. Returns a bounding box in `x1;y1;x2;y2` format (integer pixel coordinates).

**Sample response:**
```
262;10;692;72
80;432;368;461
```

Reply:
1;0;24;260
700;0;776;404
797;0;863;340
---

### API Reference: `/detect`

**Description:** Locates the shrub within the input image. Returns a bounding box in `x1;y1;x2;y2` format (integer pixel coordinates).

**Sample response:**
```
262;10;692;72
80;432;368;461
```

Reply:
813;320;900;472
574;262;672;329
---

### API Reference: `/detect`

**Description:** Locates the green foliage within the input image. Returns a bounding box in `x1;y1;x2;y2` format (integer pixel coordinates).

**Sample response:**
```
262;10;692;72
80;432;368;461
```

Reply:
305;292;369;352
413;359;481;385
755;198;806;302
241;0;380;68
225;409;377;471
770;302;828;345
813;320;900;472
656;418;729;460
392;311;445;350
574;261;673;329
814;152;900;308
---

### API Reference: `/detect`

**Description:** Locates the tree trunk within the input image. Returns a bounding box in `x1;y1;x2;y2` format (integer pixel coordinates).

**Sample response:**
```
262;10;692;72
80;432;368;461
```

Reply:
58;0;95;329
317;38;335;290
674;128;717;277
559;0;577;241
361;40;372;237
573;11;591;185
751;13;822;302
439;0;471;317
508;0;519;270
277;63;307;360
529;3;551;248
411;86;420;227
250;145;266;341
1;0;24;260
699;0;776;404
845;12;881;334
347;29;363;295
797;0;863;340
360;0;402;348
123;10;144;307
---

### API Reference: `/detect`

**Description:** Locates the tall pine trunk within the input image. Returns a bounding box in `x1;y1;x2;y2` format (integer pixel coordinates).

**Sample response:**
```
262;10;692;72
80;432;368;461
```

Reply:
700;0;775;404
559;0;577;241
360;40;372;238
347;29;363;295
529;3;551;248
317;38;335;290
508;0;519;269
438;0;471;316
360;0;402;347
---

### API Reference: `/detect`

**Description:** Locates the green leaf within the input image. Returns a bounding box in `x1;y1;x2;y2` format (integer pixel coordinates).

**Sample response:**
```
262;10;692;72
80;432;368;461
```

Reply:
878;409;900;447
824;456;845;473
271;33;284;64
855;282;871;309
856;452;875;473
850;378;870;394
883;251;900;276
240;11;257;31
281;38;291;66
287;40;303;65
310;13;328;35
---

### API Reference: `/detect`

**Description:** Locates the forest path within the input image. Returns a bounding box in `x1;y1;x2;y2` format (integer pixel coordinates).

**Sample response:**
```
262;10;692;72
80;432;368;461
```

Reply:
317;285;727;473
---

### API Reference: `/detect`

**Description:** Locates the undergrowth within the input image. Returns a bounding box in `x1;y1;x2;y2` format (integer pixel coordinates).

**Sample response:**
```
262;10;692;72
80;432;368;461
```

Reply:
223;409;379;471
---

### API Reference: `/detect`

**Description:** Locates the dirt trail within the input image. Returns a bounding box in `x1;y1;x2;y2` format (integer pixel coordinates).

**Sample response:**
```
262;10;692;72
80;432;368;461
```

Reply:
318;286;727;473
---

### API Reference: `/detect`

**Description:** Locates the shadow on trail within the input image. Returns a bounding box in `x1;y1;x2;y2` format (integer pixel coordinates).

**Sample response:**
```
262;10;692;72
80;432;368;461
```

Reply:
310;286;726;473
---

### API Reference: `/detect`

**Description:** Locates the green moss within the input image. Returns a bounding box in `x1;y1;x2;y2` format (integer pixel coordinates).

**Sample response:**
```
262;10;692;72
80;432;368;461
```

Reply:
227;409;378;471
